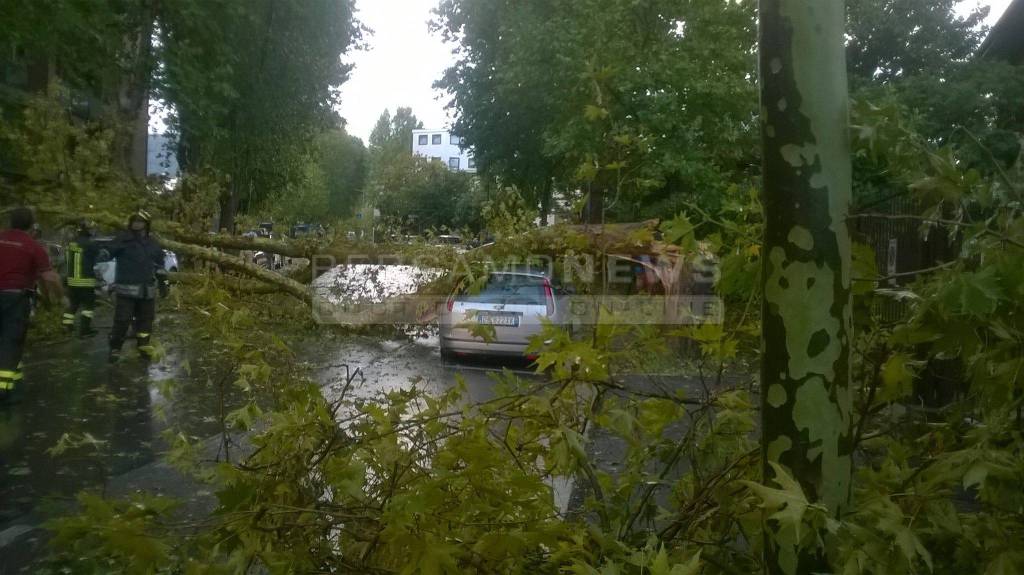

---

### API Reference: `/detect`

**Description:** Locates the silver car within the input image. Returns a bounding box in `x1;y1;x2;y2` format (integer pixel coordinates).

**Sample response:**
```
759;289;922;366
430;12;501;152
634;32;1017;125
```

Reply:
439;270;573;361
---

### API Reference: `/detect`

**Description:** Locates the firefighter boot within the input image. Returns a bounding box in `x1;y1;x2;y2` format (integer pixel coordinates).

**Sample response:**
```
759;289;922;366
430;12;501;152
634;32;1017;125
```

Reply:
79;310;98;338
137;333;152;361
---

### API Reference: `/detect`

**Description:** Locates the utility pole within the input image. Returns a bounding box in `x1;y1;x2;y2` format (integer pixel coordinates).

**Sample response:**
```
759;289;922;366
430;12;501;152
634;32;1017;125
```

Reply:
758;1;854;573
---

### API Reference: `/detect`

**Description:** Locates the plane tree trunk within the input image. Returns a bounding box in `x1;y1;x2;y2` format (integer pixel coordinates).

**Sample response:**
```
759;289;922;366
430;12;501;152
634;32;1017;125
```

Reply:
758;1;854;573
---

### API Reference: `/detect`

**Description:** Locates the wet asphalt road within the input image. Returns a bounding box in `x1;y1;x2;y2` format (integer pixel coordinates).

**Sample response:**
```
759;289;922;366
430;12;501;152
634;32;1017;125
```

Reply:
0;310;540;571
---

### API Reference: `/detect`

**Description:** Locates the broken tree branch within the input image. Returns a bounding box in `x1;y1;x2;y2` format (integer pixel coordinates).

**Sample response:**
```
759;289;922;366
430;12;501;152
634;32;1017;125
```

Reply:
159;238;311;305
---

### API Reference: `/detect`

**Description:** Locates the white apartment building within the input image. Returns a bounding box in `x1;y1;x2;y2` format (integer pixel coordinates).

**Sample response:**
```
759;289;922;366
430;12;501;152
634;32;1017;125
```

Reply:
411;129;477;173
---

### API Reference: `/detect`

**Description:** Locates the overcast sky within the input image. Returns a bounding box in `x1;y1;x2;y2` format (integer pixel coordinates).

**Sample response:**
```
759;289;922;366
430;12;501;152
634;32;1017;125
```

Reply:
336;0;454;143
337;0;1013;143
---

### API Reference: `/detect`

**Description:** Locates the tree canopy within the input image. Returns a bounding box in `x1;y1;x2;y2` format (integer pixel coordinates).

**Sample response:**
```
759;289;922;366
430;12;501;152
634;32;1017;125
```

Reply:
435;0;760;222
158;0;363;230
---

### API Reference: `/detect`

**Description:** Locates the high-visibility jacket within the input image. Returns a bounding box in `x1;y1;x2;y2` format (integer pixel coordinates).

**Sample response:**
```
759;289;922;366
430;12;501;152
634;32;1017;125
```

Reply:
66;236;99;288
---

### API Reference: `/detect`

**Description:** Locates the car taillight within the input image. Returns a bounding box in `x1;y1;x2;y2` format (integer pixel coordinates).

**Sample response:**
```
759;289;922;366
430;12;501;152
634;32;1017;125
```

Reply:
447;282;459;312
544;279;555;316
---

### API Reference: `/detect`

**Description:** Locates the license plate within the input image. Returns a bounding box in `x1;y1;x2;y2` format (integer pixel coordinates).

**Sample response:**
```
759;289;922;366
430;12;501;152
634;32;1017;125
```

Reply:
476;312;519;327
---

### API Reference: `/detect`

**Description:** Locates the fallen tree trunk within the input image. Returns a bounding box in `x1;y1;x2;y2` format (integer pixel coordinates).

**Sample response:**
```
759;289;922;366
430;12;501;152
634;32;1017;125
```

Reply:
168;271;285;295
166;228;425;266
160;238;311;305
168;228;316;259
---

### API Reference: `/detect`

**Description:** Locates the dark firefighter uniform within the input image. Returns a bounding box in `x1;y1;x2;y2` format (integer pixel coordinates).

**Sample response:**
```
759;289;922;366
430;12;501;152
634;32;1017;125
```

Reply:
63;224;100;337
0;227;51;397
108;211;167;362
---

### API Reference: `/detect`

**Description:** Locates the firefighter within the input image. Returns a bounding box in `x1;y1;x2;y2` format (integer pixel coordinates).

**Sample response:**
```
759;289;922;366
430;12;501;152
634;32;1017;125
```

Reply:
0;208;63;402
107;210;168;363
63;220;101;337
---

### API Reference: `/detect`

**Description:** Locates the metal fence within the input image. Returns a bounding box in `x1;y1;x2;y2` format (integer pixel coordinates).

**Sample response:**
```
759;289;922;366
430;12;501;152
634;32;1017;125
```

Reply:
853;195;959;323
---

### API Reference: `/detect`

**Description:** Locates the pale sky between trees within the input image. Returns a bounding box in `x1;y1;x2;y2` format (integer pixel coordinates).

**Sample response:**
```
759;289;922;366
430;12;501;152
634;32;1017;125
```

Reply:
148;0;1012;141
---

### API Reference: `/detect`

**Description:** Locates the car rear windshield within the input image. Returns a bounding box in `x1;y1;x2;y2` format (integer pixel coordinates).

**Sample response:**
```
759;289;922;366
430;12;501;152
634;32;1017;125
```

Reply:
461;274;547;306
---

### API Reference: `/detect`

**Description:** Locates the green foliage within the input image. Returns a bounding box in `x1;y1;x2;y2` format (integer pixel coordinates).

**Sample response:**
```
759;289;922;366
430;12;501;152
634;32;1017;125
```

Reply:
161;170;224;234
24;1;1024;573
263;154;331;225
482;186;534;238
847;0;1022;173
845;0;989;85
360;107;490;234
0;0;155;98
319;128;368;218
0;0;158;173
436;0;760;222
158;0;363;226
372;153;486;234
0;86;144;213
837;95;1024;574
41;493;178;575
368;107;422;160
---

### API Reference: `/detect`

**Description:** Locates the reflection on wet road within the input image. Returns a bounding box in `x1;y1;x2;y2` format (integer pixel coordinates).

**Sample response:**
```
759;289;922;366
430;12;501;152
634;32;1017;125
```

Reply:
316;333;540;406
0;336;241;525
0;314;541;540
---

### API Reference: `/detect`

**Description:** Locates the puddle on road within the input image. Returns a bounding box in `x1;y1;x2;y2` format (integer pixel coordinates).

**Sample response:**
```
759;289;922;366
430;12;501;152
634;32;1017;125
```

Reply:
1;304;543;526
0;339;245;524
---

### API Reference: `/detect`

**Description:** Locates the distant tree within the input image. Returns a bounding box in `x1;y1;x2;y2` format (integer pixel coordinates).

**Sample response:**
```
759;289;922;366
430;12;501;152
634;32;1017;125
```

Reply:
368;107;422;158
158;0;363;232
319;129;368;218
845;0;988;86
845;0;1021;171
435;0;759;223
368;110;393;151
364;107;423;212
373;155;484;233
0;0;158;177
433;2;561;223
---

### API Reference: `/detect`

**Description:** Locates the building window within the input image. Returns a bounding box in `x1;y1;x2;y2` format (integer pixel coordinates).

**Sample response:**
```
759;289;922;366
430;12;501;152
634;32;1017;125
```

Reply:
467;156;476;169
450;134;461;145
432;157;442;163
418;134;428;145
448;157;460;169
432;134;442;145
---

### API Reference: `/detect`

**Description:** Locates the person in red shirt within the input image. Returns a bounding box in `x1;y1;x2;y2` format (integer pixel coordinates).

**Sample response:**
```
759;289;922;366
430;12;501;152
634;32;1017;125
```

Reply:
0;207;63;402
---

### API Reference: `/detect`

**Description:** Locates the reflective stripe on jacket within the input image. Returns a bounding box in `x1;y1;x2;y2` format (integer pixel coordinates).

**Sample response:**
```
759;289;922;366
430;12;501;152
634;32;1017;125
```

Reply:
66;240;98;288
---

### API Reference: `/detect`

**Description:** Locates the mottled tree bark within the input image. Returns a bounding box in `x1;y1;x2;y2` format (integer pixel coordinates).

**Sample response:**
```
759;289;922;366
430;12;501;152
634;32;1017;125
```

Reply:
758;1;853;573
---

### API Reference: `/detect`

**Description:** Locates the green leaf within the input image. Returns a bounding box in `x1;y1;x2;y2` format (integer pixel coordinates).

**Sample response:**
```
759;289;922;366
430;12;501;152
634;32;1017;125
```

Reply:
878;353;918;402
663;213;697;248
851;242;878;295
986;551;1024;575
962;462;989;491
650;546;671;575
636;398;683;438
942;267;1004;317
670;550;702;575
584;104;610;121
742;461;810;541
